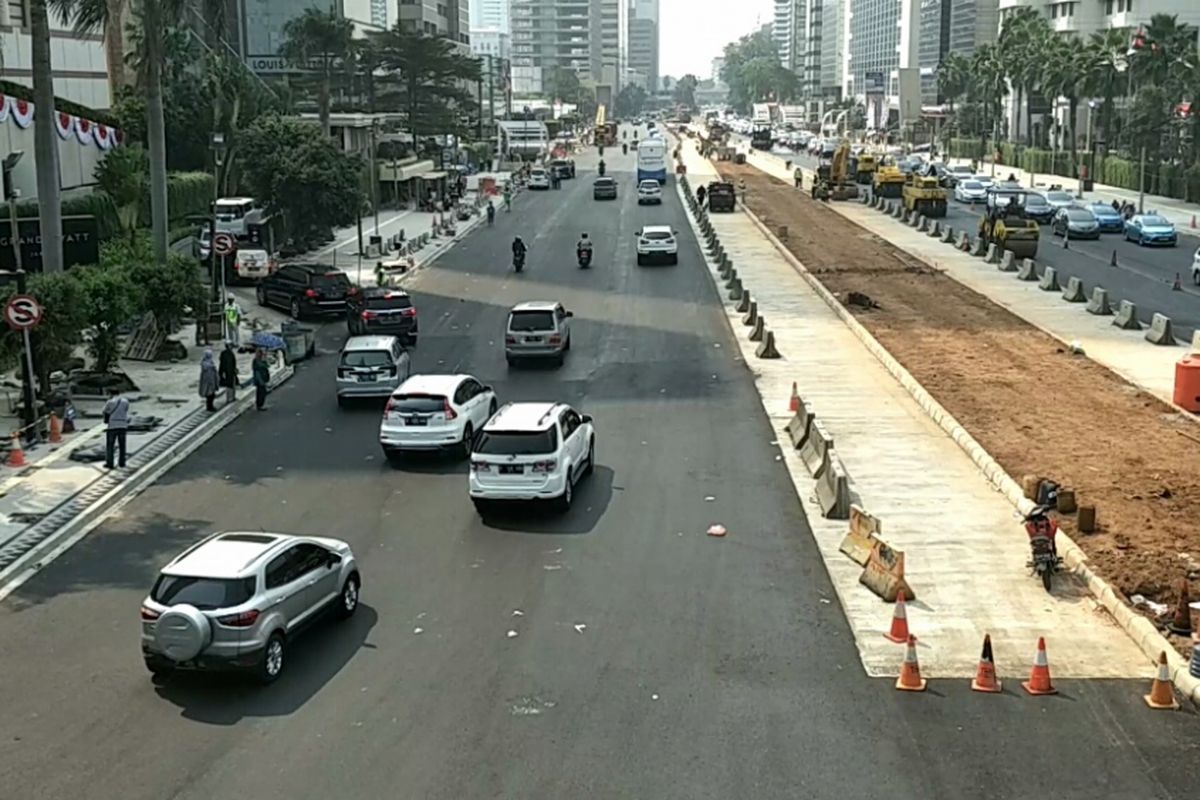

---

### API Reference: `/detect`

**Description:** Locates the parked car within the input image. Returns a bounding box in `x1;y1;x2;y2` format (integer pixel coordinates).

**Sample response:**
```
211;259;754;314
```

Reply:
593;177;618;200
528;169;550;190
945;165;974;187
347;286;418;342
1086;202;1125;233
140;531;360;683
227;248;277;284
953;180;987;203
468;402;596;514
336;335;411;406
1192;245;1200;285
1051;206;1101;239
256;264;355;319
505;301;573;366
1023;192;1055;223
1124;214;1178;247
637;180;663;205
194;227;212;262
635;225;679;266
379;374;498;461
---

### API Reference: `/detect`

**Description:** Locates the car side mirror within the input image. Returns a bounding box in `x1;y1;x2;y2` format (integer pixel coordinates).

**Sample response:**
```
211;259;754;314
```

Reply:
484;385;494;393
565;311;574;318
326;553;342;568
582;414;593;424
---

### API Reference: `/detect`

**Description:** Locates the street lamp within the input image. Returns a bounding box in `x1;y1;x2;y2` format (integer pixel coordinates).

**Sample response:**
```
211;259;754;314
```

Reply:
3;150;24;272
2;150;35;437
1078;99;1096;199
209;133;227;345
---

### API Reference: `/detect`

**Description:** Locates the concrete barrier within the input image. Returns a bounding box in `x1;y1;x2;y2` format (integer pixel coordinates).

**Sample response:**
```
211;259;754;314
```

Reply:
998;251;1018;272
838;504;881;566
724;268;739;288
909;213;922;229
748;315;765;341
728;278;744;301
927;221;941;238
719;260;732;279
956;231;971;250
784;403;813;449
1017;258;1038;281
1145;312;1177;345
983;243;1000;263
1086;287;1113;315
1038;266;1060;291
858;538;915;602
918;215;930;231
735;290;752;313
720;253;732;270
970;238;987;257
798;419;833;477
860;193;869;204
940;226;955;244
815;452;851;520
892;205;903;219
1061;276;1086;302
1112;300;1142;330
873;195;883;209
741;300;758;326
755;330;781;359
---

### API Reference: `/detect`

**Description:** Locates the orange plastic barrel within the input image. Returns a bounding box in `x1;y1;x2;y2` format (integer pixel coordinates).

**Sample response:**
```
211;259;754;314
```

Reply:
1174;355;1200;412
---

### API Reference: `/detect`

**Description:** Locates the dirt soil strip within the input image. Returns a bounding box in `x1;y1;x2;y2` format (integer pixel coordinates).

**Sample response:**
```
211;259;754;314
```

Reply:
715;160;1199;632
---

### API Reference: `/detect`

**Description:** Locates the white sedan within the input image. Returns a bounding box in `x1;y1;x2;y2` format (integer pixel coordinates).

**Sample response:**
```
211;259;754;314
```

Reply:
954;180;987;203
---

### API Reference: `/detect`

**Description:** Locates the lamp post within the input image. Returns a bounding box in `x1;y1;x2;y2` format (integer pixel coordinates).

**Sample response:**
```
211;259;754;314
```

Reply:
209;132;226;311
370;119;381;236
1078;99;1096;200
3;150;36;436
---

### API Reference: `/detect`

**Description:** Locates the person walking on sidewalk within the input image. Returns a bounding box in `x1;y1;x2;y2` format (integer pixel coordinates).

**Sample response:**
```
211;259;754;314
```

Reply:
219;342;238;406
224;296;242;348
102;390;130;469
503;186;512;212
199;347;219;412
252;349;271;411
487;201;495;226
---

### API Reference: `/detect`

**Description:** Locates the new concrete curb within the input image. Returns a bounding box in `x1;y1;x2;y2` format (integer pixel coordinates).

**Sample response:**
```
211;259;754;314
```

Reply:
0;364;296;602
736;200;1200;707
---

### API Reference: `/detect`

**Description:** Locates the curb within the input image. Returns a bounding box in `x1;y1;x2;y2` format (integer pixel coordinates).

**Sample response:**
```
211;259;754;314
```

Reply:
735;197;1200;707
0;363;296;603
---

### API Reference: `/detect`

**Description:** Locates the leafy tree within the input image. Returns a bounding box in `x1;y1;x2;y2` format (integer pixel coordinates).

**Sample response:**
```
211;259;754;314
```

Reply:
673;74;699;110
1042;36;1089;178
94;145;149;242
1086;28;1133;153
22;272;85;389
543;66;593;111
74;263;136;373
720;26;777;113
106;234;206;330
372;28;480;148
614;83;647;118
999;7;1049;146
239;114;364;244
968;44;1007;158
937;52;971;113
279;6;355;139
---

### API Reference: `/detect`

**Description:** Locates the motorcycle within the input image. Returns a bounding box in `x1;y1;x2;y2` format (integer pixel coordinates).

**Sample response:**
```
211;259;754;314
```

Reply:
598;161;606;177
622;143;628;155
577;248;592;269
1023;505;1062;592
513;251;526;273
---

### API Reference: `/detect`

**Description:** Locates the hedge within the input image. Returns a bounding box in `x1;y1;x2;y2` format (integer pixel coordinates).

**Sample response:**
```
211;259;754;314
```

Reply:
15;192;120;242
138;172;214;228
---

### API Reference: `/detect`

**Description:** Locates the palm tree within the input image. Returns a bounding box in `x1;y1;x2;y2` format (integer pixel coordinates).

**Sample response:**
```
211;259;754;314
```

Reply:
969;44;1006;161
1000;7;1050;146
1086;28;1132;152
1042;36;1089;180
29;0;65;273
937;52;971;114
279;6;354;140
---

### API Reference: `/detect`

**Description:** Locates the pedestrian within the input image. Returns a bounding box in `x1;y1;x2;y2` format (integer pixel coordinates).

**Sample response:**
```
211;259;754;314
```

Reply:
224;296;242;348
738;178;747;204
102;390;130;469
199;347;219;412
252;349;271;411
219;341;238;406
696;184;707;208
487;201;495;226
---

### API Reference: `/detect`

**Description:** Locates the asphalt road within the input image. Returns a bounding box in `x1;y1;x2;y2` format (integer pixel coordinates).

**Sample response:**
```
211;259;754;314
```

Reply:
0;140;1197;800
768;145;1200;340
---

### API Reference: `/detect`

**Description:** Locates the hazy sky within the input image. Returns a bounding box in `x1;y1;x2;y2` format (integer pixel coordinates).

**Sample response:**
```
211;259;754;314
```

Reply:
658;0;774;79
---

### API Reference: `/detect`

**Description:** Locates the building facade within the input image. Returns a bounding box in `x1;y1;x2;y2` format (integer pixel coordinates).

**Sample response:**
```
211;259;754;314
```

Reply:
470;0;511;32
597;0;628;94
844;0;919;122
917;0;951;104
397;0;471;46
471;27;513;60
509;0;628;98
773;0;798;71
628;0;659;93
0;3;111;110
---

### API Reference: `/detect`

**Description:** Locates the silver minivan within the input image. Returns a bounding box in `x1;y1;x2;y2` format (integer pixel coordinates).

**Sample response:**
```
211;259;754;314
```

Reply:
505;301;573;367
336;335;412;405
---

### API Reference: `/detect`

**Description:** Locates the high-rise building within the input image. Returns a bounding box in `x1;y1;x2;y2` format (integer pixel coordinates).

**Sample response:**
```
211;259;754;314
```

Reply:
470;0;511;33
844;0;920;111
628;0;659;92
774;0;843;107
773;0;798;71
510;0;596;96
598;0;628;94
817;0;844;101
917;0;951;104
398;0;471;46
471;28;513;60
949;0;998;56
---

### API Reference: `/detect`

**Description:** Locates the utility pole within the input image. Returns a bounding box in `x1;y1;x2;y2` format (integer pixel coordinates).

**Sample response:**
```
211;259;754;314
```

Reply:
1137;145;1146;214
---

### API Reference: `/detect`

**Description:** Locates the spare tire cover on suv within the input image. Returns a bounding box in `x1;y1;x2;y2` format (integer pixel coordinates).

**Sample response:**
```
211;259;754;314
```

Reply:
155;605;213;662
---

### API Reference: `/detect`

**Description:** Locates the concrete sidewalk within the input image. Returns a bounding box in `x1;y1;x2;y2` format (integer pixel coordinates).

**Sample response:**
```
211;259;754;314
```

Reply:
676;137;1150;679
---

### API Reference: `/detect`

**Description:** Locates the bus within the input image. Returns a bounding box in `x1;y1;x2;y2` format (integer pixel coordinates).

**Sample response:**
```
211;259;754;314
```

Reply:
636;138;667;184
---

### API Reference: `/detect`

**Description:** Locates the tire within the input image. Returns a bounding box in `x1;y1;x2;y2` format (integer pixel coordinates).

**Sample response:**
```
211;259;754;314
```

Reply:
1193;271;1199;287
555;352;565;368
636;254;645;266
255;632;286;685
556;475;574;512
337;395;346;409
289;298;302;320
669;253;678;265
506;355;516;368
407;334;418;347
472;498;492;518
1041;568;1053;593
563;334;571;351
583;438;595;476
383;447;403;465
145;657;174;677
336;574;360;620
256;285;267;307
459;423;474;459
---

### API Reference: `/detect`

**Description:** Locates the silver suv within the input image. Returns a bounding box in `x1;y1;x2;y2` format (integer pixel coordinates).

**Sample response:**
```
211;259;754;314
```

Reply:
140;532;361;684
505;301;573;367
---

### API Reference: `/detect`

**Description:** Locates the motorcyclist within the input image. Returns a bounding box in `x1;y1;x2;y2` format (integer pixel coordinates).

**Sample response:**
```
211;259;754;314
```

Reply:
598;159;606;177
1024;506;1059;558
623;143;628;155
503;187;512;212
696;185;707;208
576;233;593;260
486;201;495;226
512;236;527;264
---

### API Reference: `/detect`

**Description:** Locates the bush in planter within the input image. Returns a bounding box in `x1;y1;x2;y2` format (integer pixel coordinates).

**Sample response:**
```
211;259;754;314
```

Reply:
74;264;137;373
102;234;206;333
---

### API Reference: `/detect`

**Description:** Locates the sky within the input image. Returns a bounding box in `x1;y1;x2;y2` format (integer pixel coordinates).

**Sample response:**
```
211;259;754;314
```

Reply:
658;0;774;79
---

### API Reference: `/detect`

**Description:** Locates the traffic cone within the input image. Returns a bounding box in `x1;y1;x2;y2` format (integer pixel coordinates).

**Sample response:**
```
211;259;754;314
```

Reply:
1168;578;1193;636
895;634;927;692
1172;273;1182;291
1191;214;1197;229
1144;651;1180;710
1021;637;1058;695
6;432;26;467
1110;250;1118;267
883;588;910;643
788;382;800;413
971;634;1003;693
48;412;63;444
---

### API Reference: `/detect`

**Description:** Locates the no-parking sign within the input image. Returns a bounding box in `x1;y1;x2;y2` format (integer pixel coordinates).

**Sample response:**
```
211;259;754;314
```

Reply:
212;232;236;256
4;294;42;331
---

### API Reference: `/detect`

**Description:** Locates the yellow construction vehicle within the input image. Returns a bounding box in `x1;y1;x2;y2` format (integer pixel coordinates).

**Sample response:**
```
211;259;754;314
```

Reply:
978;188;1040;259
873;164;906;198
811;143;859;202
854;153;878;185
902;173;948;217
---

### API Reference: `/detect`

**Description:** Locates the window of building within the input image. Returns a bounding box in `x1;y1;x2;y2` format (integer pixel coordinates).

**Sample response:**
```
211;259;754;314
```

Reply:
7;0;27;26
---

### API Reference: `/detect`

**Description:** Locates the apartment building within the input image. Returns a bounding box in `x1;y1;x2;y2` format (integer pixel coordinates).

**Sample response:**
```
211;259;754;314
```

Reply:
773;0;798;71
597;0;628;94
470;0;511;32
398;0;471;46
509;0;625;98
774;0;843;112
844;0;920;120
628;0;659;92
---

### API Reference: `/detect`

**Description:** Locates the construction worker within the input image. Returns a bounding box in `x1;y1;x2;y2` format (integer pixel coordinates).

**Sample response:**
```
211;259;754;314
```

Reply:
738;178;746;204
794;167;803;189
224;296;242;348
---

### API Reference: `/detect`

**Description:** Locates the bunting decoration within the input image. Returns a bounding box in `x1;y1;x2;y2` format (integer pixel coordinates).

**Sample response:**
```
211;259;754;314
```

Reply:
0;94;120;147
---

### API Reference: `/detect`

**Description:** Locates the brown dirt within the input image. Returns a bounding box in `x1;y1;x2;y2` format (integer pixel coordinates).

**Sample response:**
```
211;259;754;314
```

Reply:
715;160;1200;640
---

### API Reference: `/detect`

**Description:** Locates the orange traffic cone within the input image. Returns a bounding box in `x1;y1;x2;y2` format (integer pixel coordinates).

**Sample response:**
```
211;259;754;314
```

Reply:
1144;651;1180;710
48;412;63;444
883;588;910;643
1021;636;1058;695
1168;578;1192;636
971;634;1003;693
895;634;927;692
788;382;800;413
6;432;26;467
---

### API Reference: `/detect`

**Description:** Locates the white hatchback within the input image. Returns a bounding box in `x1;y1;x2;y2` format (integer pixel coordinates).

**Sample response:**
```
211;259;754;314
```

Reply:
528;169;550;190
637;180;663;204
635;225;678;265
379;374;498;461
469;402;596;513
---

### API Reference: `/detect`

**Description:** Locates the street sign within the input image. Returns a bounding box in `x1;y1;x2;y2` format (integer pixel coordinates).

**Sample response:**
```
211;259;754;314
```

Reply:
212;232;236;256
5;294;42;331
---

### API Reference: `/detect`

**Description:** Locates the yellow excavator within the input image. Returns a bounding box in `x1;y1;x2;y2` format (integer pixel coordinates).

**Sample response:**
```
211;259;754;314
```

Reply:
873;163;906;198
978;188;1039;259
854;153;878;185
902;173;948;217
811;142;859;202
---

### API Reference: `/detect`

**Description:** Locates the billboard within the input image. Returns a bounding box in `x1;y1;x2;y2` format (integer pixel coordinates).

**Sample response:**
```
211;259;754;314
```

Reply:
864;71;886;96
0;216;100;272
898;68;921;128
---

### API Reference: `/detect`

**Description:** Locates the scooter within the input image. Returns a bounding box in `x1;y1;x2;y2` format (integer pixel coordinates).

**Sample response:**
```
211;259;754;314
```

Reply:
1023;505;1062;592
513;251;526;273
577;248;592;269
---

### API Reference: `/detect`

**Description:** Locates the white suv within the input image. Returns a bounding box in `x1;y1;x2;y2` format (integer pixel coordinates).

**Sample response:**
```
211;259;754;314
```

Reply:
637;180;663;204
635;225;679;265
528;168;550;189
380;374;498;462
469;402;595;514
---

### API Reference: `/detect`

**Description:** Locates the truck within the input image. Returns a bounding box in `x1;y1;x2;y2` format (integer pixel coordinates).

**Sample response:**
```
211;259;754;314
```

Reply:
750;124;772;151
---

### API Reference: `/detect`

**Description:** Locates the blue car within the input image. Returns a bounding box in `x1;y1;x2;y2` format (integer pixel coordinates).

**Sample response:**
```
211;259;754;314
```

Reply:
1086;203;1125;233
1124;214;1177;247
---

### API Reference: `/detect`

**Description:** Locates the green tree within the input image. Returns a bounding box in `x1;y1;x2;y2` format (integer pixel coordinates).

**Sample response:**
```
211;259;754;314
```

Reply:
1086;28;1133;153
22;272;85;389
74;263;136;373
937;52;971;113
1043;36;1090;179
614;83;648;118
29;0;65;273
999;7;1050;145
94;144;149;242
279;6;354;140
673;73;699;110
720;26;777;113
969;44;1007;158
107;233;206;329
